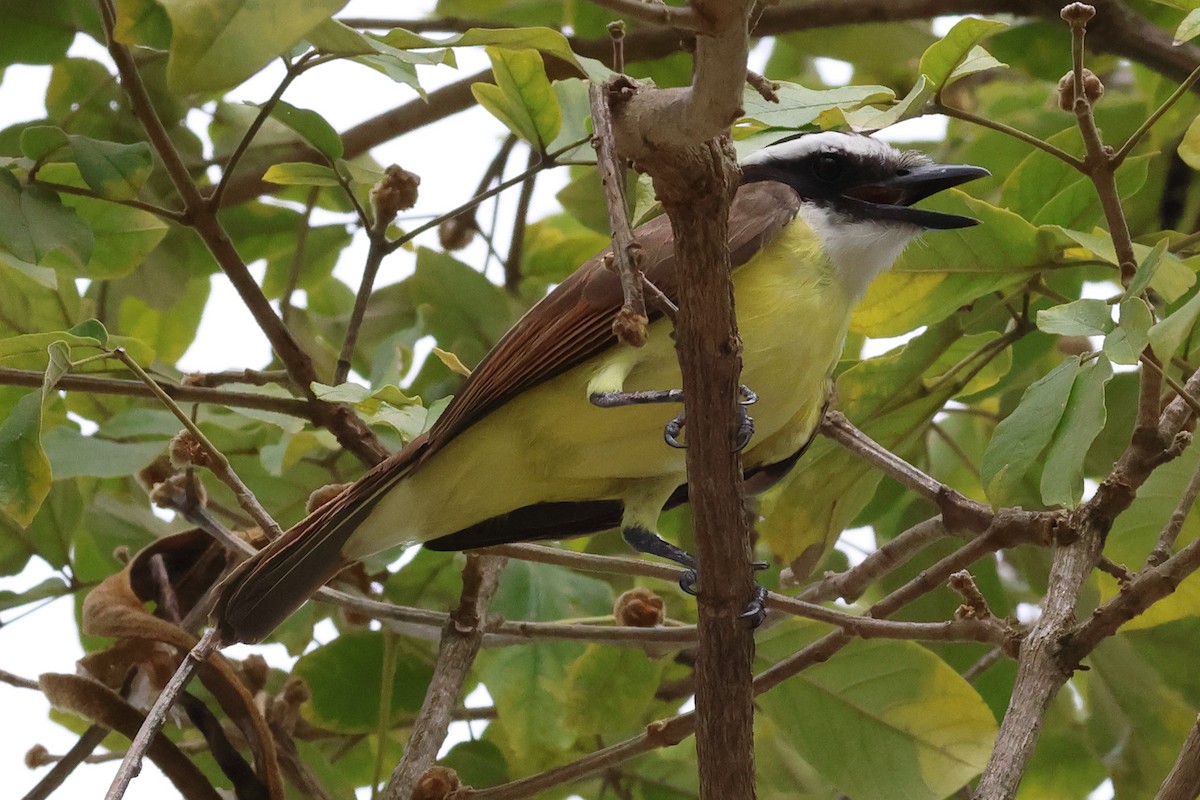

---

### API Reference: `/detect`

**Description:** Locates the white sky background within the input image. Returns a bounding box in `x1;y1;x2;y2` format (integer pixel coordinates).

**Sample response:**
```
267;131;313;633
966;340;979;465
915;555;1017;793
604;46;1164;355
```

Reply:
0;7;1119;800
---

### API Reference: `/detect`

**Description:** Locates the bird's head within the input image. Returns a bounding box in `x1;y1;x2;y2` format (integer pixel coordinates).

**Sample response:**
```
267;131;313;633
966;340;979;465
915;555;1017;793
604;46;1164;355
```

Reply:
741;131;989;230
740;132;990;298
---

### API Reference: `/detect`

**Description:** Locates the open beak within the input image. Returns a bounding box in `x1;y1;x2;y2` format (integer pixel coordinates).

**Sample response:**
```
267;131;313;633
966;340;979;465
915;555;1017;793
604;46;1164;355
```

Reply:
844;163;991;230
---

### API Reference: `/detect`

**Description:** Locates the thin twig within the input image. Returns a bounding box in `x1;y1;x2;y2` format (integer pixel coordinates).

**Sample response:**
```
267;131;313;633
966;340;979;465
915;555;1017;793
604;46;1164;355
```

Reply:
1113;59;1200;167
0;368;315;416
105;629;219;800
962;647;1005;683
383;556;505;799
1149;455;1200;566
22;725;110;800
334;238;388;385
281;187;321;325
0;667;39;690
30;180;185;221
113;348;285;540
182;369;294;390
208;53;316;211
745;69;779;102
590;0;716;33
382;136;588;255
935;100;1085;170
503;146;539;293
591;79;648;347
796;516;952;602
1156;714;1200;799
819;411;993;530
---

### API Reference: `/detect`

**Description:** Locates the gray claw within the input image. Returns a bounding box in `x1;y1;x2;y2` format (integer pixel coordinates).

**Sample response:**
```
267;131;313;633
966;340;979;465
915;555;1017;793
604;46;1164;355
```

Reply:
664;411;686;449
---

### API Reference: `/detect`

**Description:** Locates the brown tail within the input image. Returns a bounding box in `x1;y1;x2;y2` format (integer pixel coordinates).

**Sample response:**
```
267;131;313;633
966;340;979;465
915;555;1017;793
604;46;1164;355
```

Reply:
212;507;356;644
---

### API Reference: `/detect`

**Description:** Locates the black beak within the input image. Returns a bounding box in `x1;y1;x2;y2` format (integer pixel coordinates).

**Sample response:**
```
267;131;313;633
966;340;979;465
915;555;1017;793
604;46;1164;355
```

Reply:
844;163;991;230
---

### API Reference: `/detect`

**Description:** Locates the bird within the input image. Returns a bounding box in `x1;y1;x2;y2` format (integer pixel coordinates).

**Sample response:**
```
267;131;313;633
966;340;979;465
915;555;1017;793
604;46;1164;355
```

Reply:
214;131;988;645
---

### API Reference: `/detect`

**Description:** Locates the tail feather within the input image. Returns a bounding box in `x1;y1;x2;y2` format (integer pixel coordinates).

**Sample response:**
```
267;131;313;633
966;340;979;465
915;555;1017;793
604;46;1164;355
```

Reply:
213;510;355;645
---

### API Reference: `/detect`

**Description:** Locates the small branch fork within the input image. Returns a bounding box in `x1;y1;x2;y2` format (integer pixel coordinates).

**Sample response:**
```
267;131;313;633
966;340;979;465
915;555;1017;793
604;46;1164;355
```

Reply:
971;6;1200;797
590;79;650;346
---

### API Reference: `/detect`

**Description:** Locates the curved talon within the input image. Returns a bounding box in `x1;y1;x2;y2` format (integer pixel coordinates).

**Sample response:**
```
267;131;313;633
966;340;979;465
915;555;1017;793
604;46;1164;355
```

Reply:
679;568;698;596
739;584;769;628
738;384;758;406
664;412;687;449
734;406;755;452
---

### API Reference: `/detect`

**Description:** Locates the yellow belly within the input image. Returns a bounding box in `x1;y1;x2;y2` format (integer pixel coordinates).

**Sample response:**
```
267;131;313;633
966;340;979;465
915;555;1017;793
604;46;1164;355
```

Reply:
345;219;855;557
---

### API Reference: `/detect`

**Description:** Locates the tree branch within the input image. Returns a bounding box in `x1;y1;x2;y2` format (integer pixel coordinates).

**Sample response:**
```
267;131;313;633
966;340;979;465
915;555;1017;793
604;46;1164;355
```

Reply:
384;555;504;799
97;0;387;466
0;366;315;417
1156;714;1200;800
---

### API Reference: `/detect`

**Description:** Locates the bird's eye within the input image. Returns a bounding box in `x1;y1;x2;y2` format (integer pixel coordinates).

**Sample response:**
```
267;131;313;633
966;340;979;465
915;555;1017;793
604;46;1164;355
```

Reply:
812;153;844;182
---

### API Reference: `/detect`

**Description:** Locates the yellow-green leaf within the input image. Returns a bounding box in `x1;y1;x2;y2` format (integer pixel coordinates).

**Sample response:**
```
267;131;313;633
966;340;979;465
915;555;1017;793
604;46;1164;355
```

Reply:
759;622;998;800
472;46;560;149
918;17;1008;90
156;0;350;93
1040;355;1113;508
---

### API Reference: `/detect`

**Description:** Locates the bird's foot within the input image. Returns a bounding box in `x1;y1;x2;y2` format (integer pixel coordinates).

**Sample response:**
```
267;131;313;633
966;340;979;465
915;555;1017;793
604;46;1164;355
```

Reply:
678;561;770;628
665;411;686;449
661;384;758;451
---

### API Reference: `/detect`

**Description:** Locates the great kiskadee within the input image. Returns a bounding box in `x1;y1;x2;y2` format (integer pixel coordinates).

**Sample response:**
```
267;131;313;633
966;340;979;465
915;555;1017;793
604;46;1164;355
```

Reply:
214;132;988;644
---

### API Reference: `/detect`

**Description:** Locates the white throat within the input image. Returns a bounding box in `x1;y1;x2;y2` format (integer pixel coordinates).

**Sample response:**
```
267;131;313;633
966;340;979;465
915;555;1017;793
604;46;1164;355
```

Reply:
797;204;920;301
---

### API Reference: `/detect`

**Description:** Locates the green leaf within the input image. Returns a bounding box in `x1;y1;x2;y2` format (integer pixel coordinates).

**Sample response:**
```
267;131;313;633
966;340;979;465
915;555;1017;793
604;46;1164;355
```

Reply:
0;575;69;612
156;0;350;93
856;192;1055;337
981;357;1079;507
0;0;76;69
1089;636;1198;798
439;740;509;790
945;45;1007;86
1149;286;1200;361
759;623;998;800
0;392;52;527
0;170;94;268
41;426;166;479
60;195;168;279
0;329;107;361
561;645;664;739
1036;298;1114;337
476;641;583;770
917;17;1008;90
1103;443;1200;629
1040;355;1113;508
377;25;607;82
1103;297;1152;366
264;100;344;160
736;82;896;134
292;632;433;733
1125;237;1169;300
491;560;613;621
1177;8;1200;43
842;76;934;130
261;162;341;186
472;47;561;149
1058;228;1194;303
67;135;154;200
68;319;109;345
113;0;173;49
19;126;70;162
1033;156;1150;230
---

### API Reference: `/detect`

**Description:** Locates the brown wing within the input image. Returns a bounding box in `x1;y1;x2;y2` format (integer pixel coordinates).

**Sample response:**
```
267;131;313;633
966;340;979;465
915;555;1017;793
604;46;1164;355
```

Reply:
214;180;801;644
422;180;803;456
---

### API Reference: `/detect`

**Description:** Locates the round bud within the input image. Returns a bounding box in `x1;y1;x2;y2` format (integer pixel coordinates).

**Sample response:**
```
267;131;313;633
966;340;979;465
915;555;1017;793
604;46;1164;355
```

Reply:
613;587;665;627
413;766;463;800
